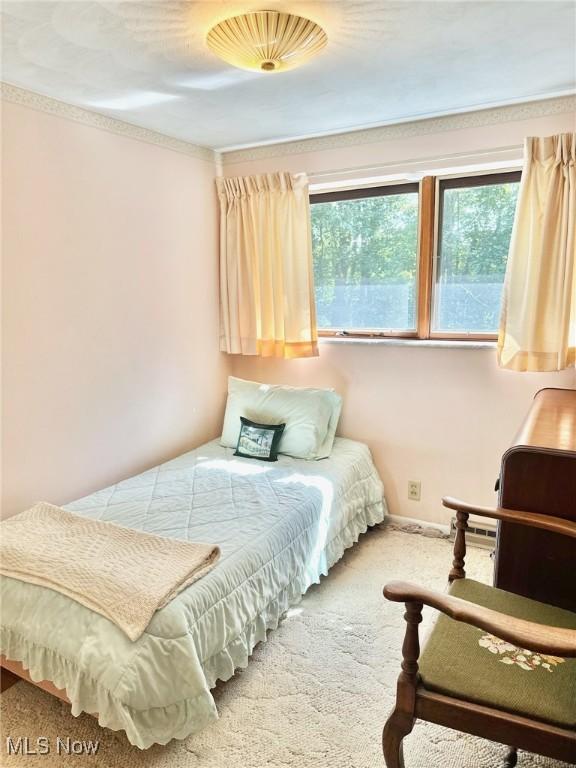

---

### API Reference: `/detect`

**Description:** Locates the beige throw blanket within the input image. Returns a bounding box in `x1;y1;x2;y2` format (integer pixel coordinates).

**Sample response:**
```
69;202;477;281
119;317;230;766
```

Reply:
0;502;220;641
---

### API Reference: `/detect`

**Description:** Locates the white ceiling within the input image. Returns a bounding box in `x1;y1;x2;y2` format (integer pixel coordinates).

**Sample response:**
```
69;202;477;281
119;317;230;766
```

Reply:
1;1;575;151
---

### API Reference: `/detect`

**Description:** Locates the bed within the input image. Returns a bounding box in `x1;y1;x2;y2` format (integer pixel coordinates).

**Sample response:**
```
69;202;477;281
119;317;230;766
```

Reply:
0;436;386;748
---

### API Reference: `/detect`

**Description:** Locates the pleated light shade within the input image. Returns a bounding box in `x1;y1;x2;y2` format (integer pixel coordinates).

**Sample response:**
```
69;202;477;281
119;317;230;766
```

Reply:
206;11;327;73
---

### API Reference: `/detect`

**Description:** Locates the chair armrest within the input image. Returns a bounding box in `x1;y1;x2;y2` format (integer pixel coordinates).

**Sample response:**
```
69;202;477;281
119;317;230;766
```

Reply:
384;580;576;658
443;496;576;538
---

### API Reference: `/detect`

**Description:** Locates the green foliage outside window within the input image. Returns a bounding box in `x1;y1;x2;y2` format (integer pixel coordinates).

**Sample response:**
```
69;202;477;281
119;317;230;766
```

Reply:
434;181;519;332
312;193;419;330
311;178;519;333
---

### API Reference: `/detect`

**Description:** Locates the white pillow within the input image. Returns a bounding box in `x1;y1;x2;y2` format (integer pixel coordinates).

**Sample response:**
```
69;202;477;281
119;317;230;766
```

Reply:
221;377;342;460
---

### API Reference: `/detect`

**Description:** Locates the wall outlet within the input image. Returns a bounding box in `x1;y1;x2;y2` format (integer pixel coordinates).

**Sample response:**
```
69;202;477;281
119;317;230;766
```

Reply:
408;480;421;501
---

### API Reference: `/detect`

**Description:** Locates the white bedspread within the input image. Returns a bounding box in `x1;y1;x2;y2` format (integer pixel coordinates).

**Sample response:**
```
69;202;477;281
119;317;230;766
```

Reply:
0;438;386;748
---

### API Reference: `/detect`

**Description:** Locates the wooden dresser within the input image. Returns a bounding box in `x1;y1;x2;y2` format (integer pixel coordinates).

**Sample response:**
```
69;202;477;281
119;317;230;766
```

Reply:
494;387;576;611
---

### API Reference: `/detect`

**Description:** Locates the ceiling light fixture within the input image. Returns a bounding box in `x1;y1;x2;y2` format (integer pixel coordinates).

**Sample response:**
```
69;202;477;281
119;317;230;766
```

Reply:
206;10;327;73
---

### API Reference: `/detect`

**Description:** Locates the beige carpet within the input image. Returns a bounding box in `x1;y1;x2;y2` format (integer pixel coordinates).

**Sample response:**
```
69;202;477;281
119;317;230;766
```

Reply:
0;526;571;767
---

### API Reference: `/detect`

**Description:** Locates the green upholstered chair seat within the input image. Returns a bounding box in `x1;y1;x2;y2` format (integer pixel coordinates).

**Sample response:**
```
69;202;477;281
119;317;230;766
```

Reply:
418;579;576;728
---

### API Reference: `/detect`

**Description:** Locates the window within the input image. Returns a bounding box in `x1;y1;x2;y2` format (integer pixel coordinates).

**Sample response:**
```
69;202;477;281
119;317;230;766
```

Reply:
311;184;419;334
310;171;521;340
433;173;521;334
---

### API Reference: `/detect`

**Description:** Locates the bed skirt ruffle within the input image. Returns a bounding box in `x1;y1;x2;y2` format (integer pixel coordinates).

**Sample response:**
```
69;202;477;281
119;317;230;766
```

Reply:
1;500;385;748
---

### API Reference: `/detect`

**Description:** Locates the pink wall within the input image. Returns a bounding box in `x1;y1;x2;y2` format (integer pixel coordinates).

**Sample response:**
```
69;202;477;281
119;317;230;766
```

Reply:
225;107;576;525
231;347;575;526
1;101;227;517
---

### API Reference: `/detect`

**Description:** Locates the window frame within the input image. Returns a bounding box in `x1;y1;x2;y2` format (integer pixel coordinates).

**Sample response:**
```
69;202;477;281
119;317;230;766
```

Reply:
309;170;521;342
309;181;421;338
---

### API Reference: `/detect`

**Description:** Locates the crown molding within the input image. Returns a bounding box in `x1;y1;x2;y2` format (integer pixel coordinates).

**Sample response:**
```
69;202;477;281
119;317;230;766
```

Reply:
1;82;215;163
3;82;573;167
221;95;576;165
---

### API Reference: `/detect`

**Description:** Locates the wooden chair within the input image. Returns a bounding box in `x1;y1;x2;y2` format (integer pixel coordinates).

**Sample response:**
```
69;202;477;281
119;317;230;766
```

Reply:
382;497;576;768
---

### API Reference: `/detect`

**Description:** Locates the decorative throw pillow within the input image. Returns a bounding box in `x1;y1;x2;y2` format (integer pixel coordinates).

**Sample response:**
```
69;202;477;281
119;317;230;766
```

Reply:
234;417;286;462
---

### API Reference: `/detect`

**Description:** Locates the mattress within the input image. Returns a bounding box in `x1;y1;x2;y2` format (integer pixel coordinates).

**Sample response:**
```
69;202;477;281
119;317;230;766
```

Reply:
0;437;386;748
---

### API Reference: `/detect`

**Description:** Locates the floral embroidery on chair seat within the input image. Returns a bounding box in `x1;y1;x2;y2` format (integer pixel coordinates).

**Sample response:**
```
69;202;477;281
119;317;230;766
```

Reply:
478;633;565;672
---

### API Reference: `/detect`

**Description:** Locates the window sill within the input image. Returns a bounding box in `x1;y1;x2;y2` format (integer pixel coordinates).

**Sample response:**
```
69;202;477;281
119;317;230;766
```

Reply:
319;337;497;350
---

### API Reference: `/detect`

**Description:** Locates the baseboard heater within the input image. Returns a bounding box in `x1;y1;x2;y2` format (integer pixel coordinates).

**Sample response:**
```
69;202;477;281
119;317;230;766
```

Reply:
449;517;497;549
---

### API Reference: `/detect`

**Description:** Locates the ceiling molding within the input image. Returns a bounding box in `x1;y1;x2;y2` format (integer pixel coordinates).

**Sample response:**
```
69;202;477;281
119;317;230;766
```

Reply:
221;95;576;165
1;82;215;163
3;82;573;168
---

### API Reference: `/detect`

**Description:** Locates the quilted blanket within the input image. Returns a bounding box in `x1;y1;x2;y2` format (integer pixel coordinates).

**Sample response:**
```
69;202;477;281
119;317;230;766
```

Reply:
1;438;386;748
0;502;220;641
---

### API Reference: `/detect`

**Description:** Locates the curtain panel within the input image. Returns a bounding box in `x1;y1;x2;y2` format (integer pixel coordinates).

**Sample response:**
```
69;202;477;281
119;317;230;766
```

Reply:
216;172;318;359
498;134;576;372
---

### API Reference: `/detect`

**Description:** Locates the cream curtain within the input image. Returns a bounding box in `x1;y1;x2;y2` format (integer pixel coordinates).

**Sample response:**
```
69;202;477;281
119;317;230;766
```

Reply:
217;172;318;359
497;134;576;371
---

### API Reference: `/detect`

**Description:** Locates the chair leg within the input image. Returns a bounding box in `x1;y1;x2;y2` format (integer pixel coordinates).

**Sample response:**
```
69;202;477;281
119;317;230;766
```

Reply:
383;709;414;768
503;747;518;767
